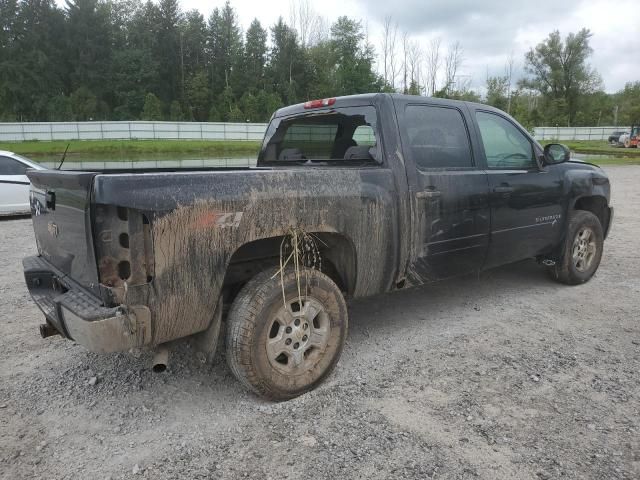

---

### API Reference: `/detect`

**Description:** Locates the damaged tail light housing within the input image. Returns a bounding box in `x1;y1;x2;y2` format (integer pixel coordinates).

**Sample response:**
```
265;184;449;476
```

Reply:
94;205;154;304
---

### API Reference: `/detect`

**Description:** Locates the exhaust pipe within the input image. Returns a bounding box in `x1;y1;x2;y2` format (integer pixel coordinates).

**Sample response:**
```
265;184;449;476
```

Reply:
152;345;169;372
39;323;61;338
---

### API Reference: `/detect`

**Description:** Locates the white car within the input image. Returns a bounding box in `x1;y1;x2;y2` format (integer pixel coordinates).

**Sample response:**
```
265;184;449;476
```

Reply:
0;151;46;216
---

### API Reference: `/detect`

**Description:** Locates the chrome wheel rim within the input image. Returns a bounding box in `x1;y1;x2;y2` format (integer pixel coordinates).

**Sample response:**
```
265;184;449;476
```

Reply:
266;297;330;375
572;227;597;272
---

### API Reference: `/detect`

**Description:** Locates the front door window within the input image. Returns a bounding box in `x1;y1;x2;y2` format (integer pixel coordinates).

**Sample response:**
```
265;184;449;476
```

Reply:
476;112;535;169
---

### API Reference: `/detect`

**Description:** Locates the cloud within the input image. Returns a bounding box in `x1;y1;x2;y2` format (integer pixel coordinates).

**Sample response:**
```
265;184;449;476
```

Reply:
355;0;638;92
360;0;578;51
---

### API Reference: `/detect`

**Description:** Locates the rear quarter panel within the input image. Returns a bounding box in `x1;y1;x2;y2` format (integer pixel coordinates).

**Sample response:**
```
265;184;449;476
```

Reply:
93;167;399;344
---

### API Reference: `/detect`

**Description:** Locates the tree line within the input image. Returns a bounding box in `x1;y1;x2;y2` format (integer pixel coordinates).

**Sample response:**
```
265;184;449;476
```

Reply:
0;0;384;123
0;0;638;127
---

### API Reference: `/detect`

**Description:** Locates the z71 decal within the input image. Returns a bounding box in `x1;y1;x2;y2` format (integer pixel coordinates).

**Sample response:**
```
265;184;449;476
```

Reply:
192;211;244;230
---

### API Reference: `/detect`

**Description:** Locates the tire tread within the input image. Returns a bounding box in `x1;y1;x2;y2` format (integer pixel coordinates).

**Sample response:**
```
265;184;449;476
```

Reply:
225;267;347;400
550;210;604;285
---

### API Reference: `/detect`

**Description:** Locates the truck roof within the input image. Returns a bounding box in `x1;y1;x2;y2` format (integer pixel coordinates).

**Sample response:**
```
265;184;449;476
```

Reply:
274;93;487;118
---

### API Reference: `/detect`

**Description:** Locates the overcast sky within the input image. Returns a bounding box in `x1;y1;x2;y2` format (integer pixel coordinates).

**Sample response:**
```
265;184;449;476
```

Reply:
92;0;640;93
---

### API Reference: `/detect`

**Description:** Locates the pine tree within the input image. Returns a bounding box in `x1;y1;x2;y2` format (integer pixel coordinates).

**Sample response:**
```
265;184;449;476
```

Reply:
330;17;381;96
8;0;67;120
243;19;267;93
141;92;162;120
185;71;211;121
180;10;207;79
206;1;242;100
156;0;182;106
64;0;113;100
268;17;310;104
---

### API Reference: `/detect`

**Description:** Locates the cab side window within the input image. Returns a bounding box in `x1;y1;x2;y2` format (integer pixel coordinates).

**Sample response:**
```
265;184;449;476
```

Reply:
475;112;536;169
405;105;473;169
0;156;28;175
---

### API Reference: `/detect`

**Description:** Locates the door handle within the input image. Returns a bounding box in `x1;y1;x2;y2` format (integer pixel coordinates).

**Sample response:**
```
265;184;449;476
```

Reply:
493;186;514;194
416;190;441;199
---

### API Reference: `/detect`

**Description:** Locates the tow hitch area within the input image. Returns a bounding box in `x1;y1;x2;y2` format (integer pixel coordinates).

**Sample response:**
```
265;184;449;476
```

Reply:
39;323;61;338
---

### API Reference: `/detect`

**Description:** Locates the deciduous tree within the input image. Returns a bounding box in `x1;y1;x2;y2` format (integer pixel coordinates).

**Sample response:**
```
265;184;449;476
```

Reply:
522;29;601;126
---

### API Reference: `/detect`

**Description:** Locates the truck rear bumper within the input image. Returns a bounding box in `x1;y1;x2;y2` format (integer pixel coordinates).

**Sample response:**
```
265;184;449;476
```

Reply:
23;256;151;353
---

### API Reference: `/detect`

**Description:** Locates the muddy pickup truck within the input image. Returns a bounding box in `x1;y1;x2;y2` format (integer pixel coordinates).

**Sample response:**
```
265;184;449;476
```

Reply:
23;94;613;400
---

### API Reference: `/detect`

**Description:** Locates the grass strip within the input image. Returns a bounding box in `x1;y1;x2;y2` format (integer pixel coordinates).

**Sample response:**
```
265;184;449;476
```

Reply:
1;139;261;160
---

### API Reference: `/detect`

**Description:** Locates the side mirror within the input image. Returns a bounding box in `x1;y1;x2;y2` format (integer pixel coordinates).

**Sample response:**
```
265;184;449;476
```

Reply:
543;143;571;165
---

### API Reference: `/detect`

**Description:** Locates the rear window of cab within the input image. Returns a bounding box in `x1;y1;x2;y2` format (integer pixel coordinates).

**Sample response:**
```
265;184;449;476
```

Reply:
259;106;379;164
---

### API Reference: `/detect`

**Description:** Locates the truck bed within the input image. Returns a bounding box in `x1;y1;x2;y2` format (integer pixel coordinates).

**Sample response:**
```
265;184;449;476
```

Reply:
26;165;399;347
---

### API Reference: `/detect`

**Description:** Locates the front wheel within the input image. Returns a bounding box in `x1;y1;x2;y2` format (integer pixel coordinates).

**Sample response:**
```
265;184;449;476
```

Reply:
225;267;348;400
549;210;604;285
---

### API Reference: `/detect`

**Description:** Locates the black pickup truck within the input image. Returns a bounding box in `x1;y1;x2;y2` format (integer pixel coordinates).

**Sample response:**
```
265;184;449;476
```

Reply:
23;94;613;400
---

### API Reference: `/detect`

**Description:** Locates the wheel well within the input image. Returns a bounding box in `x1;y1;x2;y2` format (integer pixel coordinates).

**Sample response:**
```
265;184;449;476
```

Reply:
222;232;357;305
574;196;610;232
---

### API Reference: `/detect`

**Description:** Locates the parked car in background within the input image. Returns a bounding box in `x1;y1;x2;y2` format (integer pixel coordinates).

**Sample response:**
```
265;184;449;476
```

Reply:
0;151;46;216
608;130;628;145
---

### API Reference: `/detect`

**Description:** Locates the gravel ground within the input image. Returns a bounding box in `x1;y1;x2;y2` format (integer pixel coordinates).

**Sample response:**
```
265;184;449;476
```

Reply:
1;166;639;480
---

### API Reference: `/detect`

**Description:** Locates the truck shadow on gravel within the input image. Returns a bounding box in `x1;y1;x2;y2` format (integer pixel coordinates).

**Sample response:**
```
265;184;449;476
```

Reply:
346;259;551;341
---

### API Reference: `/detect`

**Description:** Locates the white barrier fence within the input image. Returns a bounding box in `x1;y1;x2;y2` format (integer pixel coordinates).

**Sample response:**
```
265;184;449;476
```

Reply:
533;126;630;141
0;121;378;145
0;121;630;143
0;121;269;142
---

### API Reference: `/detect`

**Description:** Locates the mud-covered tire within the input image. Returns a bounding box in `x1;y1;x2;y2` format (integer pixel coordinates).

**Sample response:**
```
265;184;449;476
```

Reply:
549;210;604;285
225;267;348;400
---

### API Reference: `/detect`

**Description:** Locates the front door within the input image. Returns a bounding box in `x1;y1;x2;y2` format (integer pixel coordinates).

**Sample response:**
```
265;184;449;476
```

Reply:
399;102;491;283
471;109;564;269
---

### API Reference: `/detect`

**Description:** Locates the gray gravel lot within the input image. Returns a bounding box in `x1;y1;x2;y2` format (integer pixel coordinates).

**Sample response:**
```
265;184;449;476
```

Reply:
1;166;639;480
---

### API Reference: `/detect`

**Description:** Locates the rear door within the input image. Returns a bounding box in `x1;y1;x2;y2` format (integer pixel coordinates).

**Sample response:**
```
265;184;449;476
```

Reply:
470;108;564;268
398;101;490;282
0;155;31;215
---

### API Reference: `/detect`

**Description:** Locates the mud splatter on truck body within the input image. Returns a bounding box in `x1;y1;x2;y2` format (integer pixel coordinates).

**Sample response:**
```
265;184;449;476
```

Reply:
92;167;400;344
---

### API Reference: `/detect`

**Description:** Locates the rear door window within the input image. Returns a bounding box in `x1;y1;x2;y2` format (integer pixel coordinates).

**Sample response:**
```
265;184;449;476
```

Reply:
403;105;474;169
260;106;378;164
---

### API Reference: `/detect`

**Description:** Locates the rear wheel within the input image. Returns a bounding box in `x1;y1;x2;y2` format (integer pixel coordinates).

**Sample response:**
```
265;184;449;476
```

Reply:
549;210;603;285
225;267;348;400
